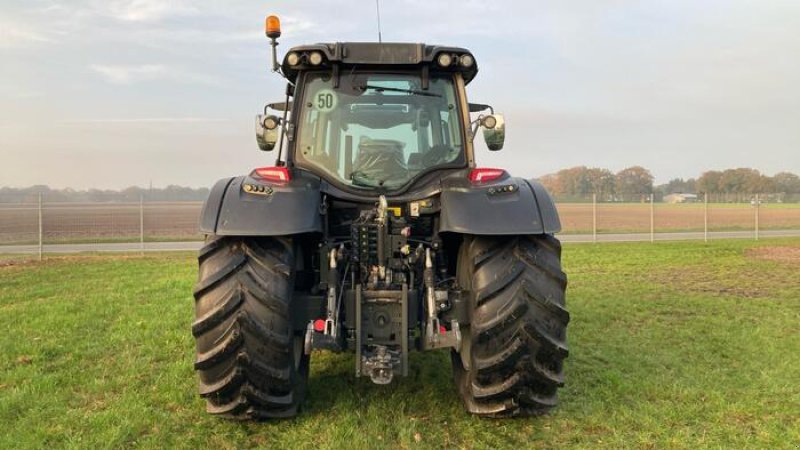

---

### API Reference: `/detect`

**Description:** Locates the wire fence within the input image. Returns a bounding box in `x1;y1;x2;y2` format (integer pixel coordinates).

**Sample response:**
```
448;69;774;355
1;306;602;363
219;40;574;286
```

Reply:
556;194;800;239
553;193;800;242
1;193;799;259
0;195;203;259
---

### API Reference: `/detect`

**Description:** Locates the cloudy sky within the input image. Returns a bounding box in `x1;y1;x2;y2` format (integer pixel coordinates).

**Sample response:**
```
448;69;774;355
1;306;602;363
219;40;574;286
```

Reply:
1;0;799;189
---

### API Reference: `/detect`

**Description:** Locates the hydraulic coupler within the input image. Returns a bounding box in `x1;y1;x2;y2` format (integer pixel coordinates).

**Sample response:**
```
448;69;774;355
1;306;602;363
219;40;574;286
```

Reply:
423;248;462;351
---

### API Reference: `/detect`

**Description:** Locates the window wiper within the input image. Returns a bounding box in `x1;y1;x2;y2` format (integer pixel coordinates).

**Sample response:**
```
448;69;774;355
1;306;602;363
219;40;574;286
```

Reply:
361;85;441;97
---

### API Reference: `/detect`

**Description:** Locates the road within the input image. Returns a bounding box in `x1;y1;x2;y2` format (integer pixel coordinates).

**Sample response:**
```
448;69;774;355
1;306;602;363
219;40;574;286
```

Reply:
2;230;800;255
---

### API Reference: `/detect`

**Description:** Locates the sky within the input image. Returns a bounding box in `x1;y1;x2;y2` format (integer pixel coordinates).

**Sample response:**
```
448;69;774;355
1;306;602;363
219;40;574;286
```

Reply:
1;0;799;189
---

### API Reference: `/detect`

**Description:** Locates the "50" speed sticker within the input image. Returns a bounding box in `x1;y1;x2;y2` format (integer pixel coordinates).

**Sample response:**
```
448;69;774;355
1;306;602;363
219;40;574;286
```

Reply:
313;88;338;112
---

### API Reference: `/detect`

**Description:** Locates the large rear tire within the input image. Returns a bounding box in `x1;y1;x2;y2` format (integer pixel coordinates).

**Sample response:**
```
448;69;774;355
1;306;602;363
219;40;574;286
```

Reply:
192;235;309;420
452;234;569;417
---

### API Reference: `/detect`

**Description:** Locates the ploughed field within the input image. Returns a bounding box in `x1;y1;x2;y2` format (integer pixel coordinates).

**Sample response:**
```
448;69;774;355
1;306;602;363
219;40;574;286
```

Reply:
1;202;799;244
556;202;800;234
0;202;204;244
1;239;798;448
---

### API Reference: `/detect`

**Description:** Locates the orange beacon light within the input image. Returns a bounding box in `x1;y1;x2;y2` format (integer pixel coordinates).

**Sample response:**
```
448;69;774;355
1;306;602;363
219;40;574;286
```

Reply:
266;15;281;39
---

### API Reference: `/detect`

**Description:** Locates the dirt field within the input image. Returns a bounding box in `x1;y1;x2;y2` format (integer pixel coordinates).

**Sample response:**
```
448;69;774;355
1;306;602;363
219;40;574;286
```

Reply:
0;202;203;244
1;201;799;244
557;202;800;234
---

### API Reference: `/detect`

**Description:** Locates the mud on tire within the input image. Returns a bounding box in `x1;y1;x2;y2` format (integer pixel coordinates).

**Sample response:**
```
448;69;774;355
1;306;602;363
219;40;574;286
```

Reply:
452;234;569;417
192;235;309;419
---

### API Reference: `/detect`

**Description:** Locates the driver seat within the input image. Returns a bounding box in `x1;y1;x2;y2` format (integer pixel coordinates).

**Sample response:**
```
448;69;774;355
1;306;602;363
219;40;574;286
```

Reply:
352;138;408;182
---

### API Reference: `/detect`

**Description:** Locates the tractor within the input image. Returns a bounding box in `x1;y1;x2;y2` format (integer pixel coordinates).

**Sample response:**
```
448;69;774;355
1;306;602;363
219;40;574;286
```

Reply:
192;15;569;419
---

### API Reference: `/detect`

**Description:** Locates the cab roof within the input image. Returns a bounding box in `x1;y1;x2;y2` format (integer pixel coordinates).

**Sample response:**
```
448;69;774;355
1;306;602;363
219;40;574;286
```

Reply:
281;42;479;85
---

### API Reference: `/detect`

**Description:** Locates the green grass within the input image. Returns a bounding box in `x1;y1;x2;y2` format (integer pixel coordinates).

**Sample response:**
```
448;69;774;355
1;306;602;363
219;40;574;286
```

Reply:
1;241;799;449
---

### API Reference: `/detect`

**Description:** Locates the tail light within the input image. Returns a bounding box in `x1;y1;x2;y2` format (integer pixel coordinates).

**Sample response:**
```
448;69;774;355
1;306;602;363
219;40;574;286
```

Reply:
252;166;291;183
468;168;506;184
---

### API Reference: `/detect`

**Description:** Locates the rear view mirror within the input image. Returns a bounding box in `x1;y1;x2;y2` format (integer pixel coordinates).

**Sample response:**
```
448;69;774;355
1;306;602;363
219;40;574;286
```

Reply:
255;114;280;151
482;114;505;151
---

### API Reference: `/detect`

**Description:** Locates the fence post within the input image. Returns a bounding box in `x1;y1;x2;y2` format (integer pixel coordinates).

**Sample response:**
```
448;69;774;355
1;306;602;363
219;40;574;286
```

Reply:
755;193;759;241
140;194;145;255
650;193;654;243
592;193;597;243
38;192;43;261
704;193;708;243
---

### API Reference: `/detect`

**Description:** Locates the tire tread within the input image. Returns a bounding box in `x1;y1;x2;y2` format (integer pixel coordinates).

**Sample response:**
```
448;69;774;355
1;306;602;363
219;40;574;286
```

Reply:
453;234;569;417
193;236;307;420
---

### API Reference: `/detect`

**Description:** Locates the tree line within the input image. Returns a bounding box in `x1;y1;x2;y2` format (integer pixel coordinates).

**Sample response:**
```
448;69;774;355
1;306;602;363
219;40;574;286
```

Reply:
538;166;654;201
538;166;800;201
0;185;210;203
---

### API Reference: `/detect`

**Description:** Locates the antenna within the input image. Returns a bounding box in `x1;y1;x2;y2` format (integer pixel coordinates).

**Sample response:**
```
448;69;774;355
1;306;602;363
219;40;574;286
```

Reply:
375;0;383;43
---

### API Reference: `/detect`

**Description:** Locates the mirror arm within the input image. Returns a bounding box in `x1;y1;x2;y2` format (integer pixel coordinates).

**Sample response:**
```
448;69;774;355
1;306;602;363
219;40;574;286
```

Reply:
469;115;484;142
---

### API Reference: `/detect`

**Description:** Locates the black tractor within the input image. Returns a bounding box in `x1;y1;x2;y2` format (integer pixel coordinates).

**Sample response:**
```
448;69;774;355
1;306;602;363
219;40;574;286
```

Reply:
192;15;569;419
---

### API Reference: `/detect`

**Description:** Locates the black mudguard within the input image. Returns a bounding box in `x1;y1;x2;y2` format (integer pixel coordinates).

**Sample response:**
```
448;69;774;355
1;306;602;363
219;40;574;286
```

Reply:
439;176;561;235
199;172;323;236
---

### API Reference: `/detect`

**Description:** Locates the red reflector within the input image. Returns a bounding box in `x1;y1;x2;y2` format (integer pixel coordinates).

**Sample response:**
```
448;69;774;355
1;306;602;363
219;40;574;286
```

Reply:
439;325;447;334
253;166;291;183
313;319;326;332
468;168;506;183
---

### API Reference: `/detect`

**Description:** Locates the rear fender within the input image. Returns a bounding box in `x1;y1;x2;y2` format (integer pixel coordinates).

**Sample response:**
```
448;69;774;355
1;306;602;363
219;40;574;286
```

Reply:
439;177;561;235
199;173;322;236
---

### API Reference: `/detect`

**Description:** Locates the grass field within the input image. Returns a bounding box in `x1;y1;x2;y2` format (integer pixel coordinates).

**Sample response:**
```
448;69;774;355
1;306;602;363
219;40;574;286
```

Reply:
1;240;799;449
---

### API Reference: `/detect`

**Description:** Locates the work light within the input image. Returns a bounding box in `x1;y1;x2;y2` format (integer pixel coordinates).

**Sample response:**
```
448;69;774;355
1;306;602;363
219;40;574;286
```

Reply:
308;51;323;66
437;53;452;67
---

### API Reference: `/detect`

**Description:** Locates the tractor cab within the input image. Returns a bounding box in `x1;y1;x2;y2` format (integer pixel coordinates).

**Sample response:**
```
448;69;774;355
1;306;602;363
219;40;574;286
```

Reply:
256;39;505;193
